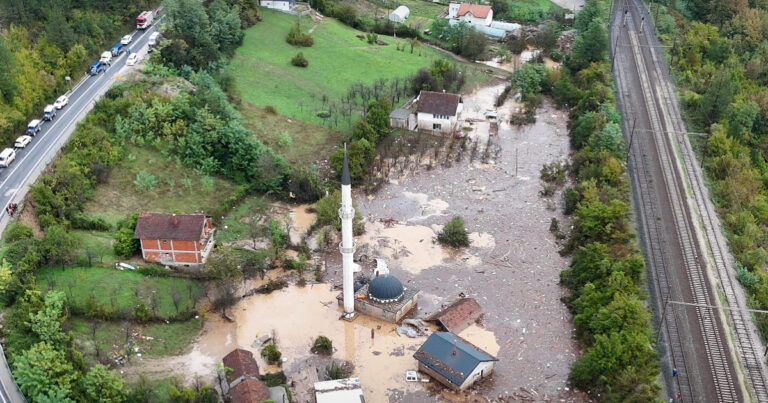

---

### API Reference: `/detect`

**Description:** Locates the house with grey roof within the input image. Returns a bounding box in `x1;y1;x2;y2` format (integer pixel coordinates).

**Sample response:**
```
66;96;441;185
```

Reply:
413;332;498;391
416;90;463;135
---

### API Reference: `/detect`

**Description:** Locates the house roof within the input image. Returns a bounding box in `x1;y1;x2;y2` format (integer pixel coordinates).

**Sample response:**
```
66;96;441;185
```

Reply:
228;378;270;403
413;332;498;387
426;298;482;333
417;91;462;116
457;3;492;18
134;213;207;240
389;108;411;120
222;349;260;383
314;378;364;403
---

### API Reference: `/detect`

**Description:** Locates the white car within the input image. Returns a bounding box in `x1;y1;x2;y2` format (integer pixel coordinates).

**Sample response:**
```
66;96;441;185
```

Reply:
54;95;69;109
121;34;133;45
100;51;112;64
0;148;16;167
126;53;139;66
14;135;32;149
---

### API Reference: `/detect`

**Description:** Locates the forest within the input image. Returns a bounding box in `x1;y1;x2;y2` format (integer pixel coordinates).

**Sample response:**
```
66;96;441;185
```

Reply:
652;0;768;339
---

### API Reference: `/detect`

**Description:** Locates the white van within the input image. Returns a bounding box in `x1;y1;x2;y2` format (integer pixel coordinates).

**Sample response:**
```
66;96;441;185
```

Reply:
148;32;161;49
100;51;112;64
0;148;16;167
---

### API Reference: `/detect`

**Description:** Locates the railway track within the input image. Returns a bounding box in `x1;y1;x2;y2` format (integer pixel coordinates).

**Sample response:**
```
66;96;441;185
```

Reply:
610;0;767;400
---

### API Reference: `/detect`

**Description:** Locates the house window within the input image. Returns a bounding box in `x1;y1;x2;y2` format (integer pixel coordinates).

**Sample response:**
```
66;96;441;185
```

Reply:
433;123;442;130
162;239;168;244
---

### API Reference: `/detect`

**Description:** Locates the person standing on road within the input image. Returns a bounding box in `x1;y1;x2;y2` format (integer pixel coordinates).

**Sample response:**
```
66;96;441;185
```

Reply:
126;48;131;56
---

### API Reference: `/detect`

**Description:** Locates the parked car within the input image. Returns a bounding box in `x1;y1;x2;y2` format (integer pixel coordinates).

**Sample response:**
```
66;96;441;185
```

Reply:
26;119;42;136
0;148;16;167
148;32;161;50
111;42;124;57
43;104;56;121
100;51;112;64
121;34;133;45
88;61;106;76
54;95;69;109
14;135;32;149
126;53;139;66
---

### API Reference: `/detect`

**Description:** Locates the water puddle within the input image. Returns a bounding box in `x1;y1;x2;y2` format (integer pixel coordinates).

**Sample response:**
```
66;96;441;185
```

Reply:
360;220;447;274
289;203;316;245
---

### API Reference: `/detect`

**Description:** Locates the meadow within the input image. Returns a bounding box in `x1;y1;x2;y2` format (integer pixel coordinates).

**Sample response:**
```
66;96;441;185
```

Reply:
228;9;452;127
37;266;203;320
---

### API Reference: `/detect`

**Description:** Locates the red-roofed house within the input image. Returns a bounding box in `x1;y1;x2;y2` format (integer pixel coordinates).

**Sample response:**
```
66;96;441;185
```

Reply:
134;213;214;266
448;3;493;26
222;349;271;403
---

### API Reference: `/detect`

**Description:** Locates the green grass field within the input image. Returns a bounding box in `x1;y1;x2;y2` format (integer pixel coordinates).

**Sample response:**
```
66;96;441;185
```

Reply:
84;147;237;226
229;9;451;126
69;316;203;365
37;267;203;320
239;102;342;169
508;0;565;23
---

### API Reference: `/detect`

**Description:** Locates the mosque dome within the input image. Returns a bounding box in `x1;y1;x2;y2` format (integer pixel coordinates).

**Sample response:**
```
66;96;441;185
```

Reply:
368;275;404;303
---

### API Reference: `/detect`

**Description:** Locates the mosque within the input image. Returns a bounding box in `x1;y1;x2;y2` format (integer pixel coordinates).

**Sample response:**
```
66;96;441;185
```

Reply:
335;149;419;323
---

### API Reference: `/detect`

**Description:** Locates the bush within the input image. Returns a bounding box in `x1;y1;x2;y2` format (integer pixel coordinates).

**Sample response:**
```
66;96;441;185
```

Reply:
71;214;111;231
262;372;287;387
325;361;350;380
437;216;470;248
4;223;33;243
540;161;566;185
134;171;159;193
261;344;282;364
311;336;333;355
291;52;308;67
113;213;140;258
736;262;760;290
286;23;314;47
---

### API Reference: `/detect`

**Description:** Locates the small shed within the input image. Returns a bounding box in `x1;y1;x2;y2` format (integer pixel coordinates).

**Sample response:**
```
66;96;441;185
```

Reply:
413;332;498;391
389;5;410;23
389;108;415;130
425;298;482;333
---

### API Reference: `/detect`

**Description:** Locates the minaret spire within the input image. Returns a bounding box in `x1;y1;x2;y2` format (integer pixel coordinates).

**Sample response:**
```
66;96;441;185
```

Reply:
339;144;356;317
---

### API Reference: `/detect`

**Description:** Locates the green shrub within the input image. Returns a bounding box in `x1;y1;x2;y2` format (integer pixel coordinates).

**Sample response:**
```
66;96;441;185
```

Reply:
286;23;314;47
262;372;287;387
311;336;333;355
4;223;33;243
564;187;580;215
291;52;308;67
736;263;760;290
134;302;152;323
261;344;282;364
325;361;350;380
134;171;159;193
71;214;111;231
540;161;566;185
437;216;470;248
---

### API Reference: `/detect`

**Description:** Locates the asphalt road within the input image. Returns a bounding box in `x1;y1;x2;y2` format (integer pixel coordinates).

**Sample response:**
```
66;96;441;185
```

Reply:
0;18;163;403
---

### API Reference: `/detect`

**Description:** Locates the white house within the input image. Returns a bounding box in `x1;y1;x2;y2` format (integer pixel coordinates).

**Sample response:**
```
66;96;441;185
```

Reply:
416;90;463;135
448;3;493;26
413;332;498;391
260;0;294;11
389;5;410;23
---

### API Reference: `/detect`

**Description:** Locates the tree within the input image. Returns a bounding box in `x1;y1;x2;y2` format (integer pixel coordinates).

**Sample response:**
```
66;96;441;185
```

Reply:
490;0;509;18
0;36;18;103
80;365;126;403
203;247;243;287
208;0;245;56
352;119;377;144
41;225;80;268
45;8;75;52
334;3;357;26
0;259;12;295
26;291;67;348
534;21;558;54
459;28;487;61
437;216;470;247
511;63;547;98
13;342;77;401
572;21;608;67
365;98;391;141
261;344;282;364
311;336;333;355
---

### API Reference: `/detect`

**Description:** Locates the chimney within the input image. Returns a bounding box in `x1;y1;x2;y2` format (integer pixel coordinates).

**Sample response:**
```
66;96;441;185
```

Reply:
172;214;178;227
452;339;457;356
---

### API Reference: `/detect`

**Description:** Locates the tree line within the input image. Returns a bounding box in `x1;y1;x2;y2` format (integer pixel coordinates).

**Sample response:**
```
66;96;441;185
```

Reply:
527;0;661;400
655;0;768;339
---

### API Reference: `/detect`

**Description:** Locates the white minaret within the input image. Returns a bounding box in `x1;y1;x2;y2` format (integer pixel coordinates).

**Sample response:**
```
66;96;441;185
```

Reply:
339;146;356;316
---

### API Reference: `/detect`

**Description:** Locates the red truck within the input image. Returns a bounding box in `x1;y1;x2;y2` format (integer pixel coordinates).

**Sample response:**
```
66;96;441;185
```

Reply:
136;10;156;30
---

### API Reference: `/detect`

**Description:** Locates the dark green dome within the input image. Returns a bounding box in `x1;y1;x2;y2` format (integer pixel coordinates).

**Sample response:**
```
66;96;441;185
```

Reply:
368;275;404;302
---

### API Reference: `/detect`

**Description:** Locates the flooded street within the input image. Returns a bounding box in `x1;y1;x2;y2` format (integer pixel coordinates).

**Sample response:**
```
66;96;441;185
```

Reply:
122;83;582;401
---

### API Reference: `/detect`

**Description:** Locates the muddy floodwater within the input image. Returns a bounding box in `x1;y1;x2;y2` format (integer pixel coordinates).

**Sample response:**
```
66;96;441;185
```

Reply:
122;83;581;401
350;84;581;401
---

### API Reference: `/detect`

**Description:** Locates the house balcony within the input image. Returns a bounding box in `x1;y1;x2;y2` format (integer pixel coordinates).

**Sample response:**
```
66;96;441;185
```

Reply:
200;229;215;264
